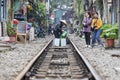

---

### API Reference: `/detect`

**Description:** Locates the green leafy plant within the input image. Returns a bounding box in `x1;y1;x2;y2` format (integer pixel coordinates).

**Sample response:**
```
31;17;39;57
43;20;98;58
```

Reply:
101;24;118;39
101;24;112;37
27;2;46;25
6;22;16;37
8;8;14;20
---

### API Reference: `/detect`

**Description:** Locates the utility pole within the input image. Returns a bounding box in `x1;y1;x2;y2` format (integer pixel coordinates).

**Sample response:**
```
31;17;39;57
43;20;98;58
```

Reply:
119;0;120;47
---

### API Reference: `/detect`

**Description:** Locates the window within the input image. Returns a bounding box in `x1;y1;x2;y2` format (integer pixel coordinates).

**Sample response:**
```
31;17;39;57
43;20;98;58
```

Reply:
0;0;8;21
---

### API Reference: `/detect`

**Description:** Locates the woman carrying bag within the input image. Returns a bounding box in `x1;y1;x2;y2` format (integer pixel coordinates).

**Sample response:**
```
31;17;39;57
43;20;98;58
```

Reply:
91;12;104;48
82;12;92;48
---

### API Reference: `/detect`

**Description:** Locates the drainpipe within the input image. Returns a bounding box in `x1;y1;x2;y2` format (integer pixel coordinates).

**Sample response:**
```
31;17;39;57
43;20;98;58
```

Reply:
111;0;115;24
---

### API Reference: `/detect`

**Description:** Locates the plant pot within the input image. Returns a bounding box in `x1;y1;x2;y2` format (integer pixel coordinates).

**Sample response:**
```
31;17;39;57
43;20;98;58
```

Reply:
9;36;16;42
107;38;115;47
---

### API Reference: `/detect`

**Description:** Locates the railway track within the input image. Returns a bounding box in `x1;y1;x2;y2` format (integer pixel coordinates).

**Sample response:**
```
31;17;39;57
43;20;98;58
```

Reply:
15;38;102;80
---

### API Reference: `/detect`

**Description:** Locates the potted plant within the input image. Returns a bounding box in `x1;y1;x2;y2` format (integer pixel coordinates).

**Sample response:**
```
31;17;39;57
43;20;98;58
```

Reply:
6;22;16;42
101;24;118;47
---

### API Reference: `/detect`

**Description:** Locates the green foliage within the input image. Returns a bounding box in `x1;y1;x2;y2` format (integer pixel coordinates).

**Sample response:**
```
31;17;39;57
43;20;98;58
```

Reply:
32;23;37;28
8;8;14;20
27;2;46;24
101;24;112;30
97;0;103;17
38;3;46;19
101;24;118;39
6;22;16;36
76;0;84;29
97;0;103;10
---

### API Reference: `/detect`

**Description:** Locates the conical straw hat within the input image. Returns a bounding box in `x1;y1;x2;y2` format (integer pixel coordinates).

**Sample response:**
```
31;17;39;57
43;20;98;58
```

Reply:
60;20;67;25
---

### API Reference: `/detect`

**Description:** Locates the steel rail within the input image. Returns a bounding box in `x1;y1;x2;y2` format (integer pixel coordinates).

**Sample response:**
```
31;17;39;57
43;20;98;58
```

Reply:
15;37;102;80
69;38;102;80
14;38;53;80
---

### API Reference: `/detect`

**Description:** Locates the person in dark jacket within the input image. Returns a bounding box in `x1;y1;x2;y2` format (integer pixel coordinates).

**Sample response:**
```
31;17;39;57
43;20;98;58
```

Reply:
54;20;67;38
48;24;52;35
53;24;60;38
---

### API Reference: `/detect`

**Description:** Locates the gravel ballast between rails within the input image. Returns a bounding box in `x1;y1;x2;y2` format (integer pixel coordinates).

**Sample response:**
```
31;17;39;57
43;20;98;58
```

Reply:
0;36;53;80
69;35;120;80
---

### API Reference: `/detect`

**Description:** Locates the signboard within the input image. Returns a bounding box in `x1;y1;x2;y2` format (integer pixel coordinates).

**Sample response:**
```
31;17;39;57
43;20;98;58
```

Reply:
17;21;27;34
16;21;27;43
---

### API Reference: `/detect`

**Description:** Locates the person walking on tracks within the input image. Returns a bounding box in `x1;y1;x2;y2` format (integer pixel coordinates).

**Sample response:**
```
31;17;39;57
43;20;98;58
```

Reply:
91;12;104;48
82;12;92;48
